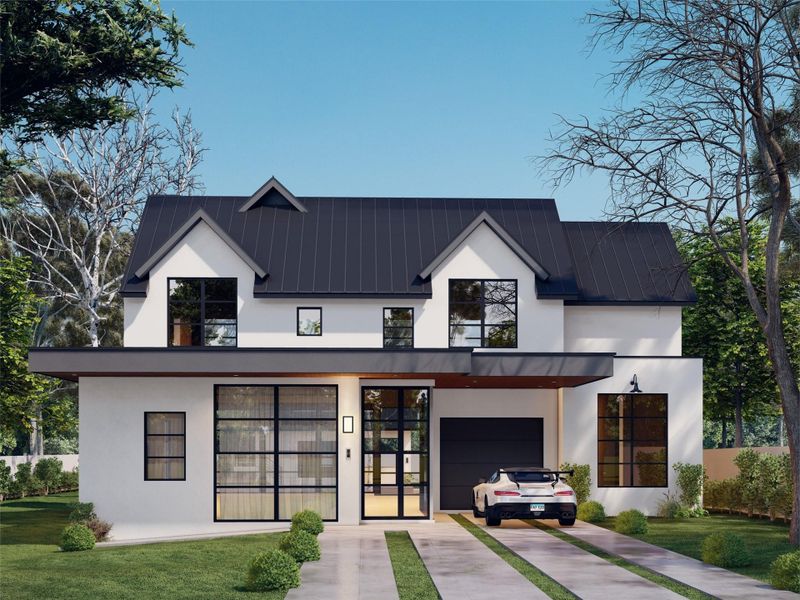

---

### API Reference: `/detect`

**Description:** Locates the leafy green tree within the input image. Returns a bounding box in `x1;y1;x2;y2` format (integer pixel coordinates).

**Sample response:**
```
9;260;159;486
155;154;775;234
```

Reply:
681;224;782;447
1;0;191;174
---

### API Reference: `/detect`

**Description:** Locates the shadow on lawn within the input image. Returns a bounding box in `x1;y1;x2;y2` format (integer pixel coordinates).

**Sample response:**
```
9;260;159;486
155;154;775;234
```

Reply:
0;494;75;546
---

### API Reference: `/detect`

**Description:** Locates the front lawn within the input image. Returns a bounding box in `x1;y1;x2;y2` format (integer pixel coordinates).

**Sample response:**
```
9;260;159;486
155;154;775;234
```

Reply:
599;514;794;583
1;492;289;599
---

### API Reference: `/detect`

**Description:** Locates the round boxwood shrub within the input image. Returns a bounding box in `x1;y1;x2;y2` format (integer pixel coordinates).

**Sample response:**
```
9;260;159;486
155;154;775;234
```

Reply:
577;500;606;523
290;510;324;536
245;549;300;592
770;550;800;592
614;509;648;534
60;524;96;552
701;532;751;568
280;529;321;563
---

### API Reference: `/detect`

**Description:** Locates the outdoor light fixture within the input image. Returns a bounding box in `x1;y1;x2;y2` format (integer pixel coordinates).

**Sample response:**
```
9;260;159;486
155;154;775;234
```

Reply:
342;415;354;434
630;374;642;393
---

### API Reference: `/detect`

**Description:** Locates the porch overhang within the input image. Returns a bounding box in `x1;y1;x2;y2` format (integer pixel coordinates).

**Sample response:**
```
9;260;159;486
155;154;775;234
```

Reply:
28;347;614;388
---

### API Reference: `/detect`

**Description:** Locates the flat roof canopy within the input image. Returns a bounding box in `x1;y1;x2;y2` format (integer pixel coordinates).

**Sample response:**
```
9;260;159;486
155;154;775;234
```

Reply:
28;348;614;388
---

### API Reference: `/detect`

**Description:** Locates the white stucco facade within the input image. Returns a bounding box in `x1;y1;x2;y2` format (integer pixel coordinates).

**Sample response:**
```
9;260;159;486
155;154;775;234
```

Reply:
69;208;704;541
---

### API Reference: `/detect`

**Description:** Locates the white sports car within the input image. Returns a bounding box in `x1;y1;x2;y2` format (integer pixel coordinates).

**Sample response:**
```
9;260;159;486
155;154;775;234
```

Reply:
472;467;577;527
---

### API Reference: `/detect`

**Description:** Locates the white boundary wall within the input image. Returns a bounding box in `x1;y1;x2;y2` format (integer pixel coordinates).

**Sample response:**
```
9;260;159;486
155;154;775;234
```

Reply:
0;454;79;475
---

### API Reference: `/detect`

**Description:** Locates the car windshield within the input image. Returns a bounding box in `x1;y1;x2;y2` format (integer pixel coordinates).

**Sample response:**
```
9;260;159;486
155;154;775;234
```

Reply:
508;472;555;483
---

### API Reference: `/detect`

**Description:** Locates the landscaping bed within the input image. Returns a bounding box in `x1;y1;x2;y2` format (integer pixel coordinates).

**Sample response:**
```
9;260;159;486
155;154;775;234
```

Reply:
1;492;289;599
598;513;794;583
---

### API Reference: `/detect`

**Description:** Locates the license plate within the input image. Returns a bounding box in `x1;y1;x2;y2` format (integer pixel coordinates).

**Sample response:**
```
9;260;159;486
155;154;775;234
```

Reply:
530;503;545;512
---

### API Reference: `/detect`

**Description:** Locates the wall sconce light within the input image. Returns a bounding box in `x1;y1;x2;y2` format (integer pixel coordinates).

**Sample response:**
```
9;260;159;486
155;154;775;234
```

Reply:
342;415;354;434
630;374;642;393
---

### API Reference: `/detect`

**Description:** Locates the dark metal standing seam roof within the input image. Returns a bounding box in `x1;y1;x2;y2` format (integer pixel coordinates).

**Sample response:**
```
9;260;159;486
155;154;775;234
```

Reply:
121;195;580;298
120;195;694;304
561;221;696;304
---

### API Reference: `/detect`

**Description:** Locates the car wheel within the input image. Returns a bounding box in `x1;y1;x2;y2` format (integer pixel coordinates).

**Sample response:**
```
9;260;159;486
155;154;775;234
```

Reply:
485;497;501;526
558;516;576;527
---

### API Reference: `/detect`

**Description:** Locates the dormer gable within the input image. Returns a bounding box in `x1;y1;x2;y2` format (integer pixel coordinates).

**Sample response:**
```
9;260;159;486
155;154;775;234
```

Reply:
238;176;307;213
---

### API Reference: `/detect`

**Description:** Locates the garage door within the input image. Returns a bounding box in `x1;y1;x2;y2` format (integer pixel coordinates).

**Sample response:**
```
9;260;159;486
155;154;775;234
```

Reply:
439;417;543;510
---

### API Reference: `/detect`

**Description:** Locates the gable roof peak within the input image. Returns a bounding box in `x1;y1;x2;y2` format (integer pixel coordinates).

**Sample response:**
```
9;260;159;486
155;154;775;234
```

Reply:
418;210;551;281
239;176;307;213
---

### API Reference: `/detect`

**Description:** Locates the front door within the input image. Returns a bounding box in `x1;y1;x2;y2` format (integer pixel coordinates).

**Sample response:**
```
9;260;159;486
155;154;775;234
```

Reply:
362;387;430;519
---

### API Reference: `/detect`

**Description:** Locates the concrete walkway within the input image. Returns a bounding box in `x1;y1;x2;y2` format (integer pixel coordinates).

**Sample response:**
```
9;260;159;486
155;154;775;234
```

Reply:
286;527;399;600
409;520;549;600
462;514;681;600
553;520;798;600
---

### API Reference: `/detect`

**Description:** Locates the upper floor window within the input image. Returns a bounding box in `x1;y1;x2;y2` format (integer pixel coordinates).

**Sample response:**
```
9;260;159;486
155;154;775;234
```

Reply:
297;307;322;336
597;393;668;487
383;308;414;347
448;279;517;348
168;278;237;347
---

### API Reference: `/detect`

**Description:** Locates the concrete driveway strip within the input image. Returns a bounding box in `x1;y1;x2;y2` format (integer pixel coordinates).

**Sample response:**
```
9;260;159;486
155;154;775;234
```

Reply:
556;520;798;600
409;521;549;600
466;517;681;600
286;528;399;600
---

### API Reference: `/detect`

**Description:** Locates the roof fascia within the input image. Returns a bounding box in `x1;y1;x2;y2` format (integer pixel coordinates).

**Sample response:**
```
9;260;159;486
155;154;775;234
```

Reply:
133;208;268;279
238;176;308;213
418;210;550;281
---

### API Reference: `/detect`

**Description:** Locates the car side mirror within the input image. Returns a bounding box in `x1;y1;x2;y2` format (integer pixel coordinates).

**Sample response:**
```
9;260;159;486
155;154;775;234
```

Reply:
478;478;487;484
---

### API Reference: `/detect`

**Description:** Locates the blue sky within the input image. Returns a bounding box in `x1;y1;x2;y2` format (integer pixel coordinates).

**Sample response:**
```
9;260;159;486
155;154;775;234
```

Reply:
156;1;615;220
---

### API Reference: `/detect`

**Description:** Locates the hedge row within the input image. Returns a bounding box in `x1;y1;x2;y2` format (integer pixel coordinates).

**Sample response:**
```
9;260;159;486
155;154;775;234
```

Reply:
0;458;79;501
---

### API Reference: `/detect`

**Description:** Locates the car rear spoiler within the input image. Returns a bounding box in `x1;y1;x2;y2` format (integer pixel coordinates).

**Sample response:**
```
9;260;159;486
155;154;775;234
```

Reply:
505;469;575;488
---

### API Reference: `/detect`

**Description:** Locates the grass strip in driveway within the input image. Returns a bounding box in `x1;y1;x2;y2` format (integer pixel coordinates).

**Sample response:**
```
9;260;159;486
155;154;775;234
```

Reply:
384;531;439;600
450;514;576;600
525;520;714;600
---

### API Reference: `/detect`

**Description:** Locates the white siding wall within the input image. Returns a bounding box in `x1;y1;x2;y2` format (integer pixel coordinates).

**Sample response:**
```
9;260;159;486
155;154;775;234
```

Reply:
564;306;683;356
561;357;703;515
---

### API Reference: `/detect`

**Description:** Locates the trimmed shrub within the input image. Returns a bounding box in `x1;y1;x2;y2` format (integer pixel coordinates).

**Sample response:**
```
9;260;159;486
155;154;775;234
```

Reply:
290;510;324;536
14;463;33;497
60;469;79;492
615;509;648;534
60;524;96;552
279;529;321;563
673;462;705;510
86;518;113;542
69;502;97;523
770;551;800;592
33;457;63;495
559;463;591;505
577;500;606;523
701;532;751;568
0;462;10;501
245;549;301;591
657;493;683;519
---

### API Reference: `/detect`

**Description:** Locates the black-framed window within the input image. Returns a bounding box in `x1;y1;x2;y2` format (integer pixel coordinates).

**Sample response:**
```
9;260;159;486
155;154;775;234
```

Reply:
448;279;517;348
383;308;414;348
145;412;185;480
214;385;338;522
168;278;237;347
297;307;322;336
598;394;668;487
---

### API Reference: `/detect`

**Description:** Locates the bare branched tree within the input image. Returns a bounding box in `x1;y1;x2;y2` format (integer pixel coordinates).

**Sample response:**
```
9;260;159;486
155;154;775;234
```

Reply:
540;0;800;543
2;89;205;347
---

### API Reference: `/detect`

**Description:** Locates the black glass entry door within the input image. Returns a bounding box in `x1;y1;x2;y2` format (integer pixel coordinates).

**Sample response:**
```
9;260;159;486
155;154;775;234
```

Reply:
362;387;429;519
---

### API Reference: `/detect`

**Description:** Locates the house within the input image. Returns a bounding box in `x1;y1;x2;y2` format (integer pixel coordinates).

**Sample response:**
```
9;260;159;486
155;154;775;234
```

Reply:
29;177;702;541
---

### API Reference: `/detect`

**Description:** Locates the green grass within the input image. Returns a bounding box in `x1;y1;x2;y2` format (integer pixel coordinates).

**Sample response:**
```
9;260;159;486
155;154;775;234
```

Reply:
450;514;577;600
1;492;289;599
525;520;713;600
384;531;439;600
598;514;794;584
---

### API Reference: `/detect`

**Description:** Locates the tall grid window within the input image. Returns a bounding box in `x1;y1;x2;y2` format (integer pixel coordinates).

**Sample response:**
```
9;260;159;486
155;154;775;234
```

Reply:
215;386;337;521
168;278;237;346
597;394;668;487
383;308;414;347
145;412;185;480
448;279;517;348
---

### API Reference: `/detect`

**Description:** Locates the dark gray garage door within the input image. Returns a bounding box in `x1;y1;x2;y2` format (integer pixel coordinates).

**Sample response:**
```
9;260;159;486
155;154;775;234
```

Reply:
439;417;543;510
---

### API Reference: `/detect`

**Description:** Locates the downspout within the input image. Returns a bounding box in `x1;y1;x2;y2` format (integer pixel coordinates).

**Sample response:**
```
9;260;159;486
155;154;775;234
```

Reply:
557;388;564;467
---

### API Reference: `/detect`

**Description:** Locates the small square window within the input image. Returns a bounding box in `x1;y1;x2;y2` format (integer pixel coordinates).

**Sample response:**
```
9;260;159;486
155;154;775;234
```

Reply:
297;307;322;336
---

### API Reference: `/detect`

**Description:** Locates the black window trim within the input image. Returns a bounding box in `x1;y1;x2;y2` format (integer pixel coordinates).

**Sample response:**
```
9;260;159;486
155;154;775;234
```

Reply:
213;384;339;523
167;277;238;348
144;411;186;481
383;307;414;348
597;393;669;488
448;278;518;349
296;306;323;336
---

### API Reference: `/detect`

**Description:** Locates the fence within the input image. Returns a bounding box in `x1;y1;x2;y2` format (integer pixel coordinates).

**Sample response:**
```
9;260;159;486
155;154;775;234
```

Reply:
0;454;79;476
703;446;787;481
